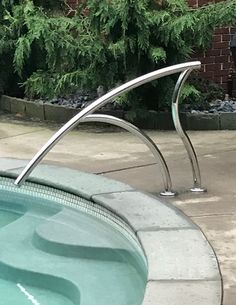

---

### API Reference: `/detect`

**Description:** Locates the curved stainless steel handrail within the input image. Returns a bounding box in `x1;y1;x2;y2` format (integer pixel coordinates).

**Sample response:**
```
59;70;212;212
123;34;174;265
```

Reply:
82;114;175;196
172;70;206;192
14;61;201;187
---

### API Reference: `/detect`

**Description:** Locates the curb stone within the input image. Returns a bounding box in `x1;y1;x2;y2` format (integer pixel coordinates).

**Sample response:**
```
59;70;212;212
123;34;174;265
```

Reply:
220;112;236;130
1;95;236;131
186;113;220;130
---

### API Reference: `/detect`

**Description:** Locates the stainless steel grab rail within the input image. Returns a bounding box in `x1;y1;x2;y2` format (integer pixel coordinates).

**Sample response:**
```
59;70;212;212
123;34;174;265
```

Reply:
172;70;206;192
14;61;202;194
82;114;175;196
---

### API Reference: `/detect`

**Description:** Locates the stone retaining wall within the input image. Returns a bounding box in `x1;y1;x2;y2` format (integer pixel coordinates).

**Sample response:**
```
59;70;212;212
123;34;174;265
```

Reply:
1;95;236;130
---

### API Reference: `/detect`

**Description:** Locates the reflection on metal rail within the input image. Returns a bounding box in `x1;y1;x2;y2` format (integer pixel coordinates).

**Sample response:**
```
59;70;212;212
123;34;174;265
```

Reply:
83;114;175;196
14;61;205;194
172;70;206;192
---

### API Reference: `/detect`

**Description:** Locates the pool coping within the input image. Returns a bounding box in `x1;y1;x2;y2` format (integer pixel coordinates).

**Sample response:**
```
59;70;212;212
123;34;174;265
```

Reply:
0;158;222;305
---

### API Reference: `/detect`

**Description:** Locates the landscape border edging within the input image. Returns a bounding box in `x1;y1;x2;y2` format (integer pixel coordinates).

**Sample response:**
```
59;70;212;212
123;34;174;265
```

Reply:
1;95;235;130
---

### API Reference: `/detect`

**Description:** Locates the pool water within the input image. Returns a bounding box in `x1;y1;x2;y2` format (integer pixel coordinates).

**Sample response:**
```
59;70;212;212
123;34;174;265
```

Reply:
0;281;74;305
0;208;23;229
0;177;147;305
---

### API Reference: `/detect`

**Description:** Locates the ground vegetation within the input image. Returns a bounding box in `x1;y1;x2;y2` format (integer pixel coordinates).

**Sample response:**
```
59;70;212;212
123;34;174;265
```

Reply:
0;0;235;113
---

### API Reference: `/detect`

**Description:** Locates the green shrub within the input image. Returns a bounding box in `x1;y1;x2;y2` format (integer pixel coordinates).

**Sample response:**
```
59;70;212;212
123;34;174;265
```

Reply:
0;0;235;110
187;73;224;106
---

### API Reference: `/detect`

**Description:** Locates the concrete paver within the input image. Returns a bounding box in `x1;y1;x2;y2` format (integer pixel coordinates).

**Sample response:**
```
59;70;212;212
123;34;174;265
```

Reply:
143;281;222;305
93;192;193;231
191;214;236;304
0;122;45;139
0;116;236;304
138;229;219;281
7;164;133;200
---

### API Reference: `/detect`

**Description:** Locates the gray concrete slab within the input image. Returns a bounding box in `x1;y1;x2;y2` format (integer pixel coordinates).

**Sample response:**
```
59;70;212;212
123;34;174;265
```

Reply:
92;191;193;232
143;280;222;305
0;158;28;170
0;96;11;112
138;229;219;281
189;214;236;304
44;104;76;122
0;122;45;139
220;112;236;130
25;100;45;120
9;97;26;114
7;164;133;200
186;113;220;130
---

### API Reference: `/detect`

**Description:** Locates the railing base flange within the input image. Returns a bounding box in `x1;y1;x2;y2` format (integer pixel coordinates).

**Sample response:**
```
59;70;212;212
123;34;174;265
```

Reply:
160;191;177;197
190;187;207;193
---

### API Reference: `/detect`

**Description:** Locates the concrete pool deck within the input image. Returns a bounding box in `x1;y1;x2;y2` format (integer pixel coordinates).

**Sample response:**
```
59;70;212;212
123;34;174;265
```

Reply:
0;114;236;304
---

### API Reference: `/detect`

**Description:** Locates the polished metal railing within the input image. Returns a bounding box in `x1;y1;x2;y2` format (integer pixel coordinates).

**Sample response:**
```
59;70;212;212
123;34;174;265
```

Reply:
14;61;205;194
172;70;206;192
83;114;175;196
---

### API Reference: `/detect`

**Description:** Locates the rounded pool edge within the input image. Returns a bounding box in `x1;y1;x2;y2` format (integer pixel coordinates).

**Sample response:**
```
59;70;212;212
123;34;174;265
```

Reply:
0;158;222;305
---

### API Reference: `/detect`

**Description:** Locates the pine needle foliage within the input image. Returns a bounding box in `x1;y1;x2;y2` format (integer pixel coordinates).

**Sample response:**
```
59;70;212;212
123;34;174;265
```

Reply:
0;0;236;108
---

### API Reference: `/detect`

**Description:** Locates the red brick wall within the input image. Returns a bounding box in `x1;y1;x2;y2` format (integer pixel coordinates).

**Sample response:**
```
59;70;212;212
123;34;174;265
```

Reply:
188;0;220;6
194;27;235;91
188;0;234;91
66;0;234;91
66;0;79;8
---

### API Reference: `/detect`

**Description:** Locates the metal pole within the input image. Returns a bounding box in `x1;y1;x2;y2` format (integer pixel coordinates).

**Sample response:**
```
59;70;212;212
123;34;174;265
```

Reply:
14;61;201;186
83;114;175;196
171;70;206;192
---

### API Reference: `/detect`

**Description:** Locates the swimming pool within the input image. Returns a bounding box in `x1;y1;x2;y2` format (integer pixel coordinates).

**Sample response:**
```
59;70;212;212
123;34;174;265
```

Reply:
0;176;147;305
